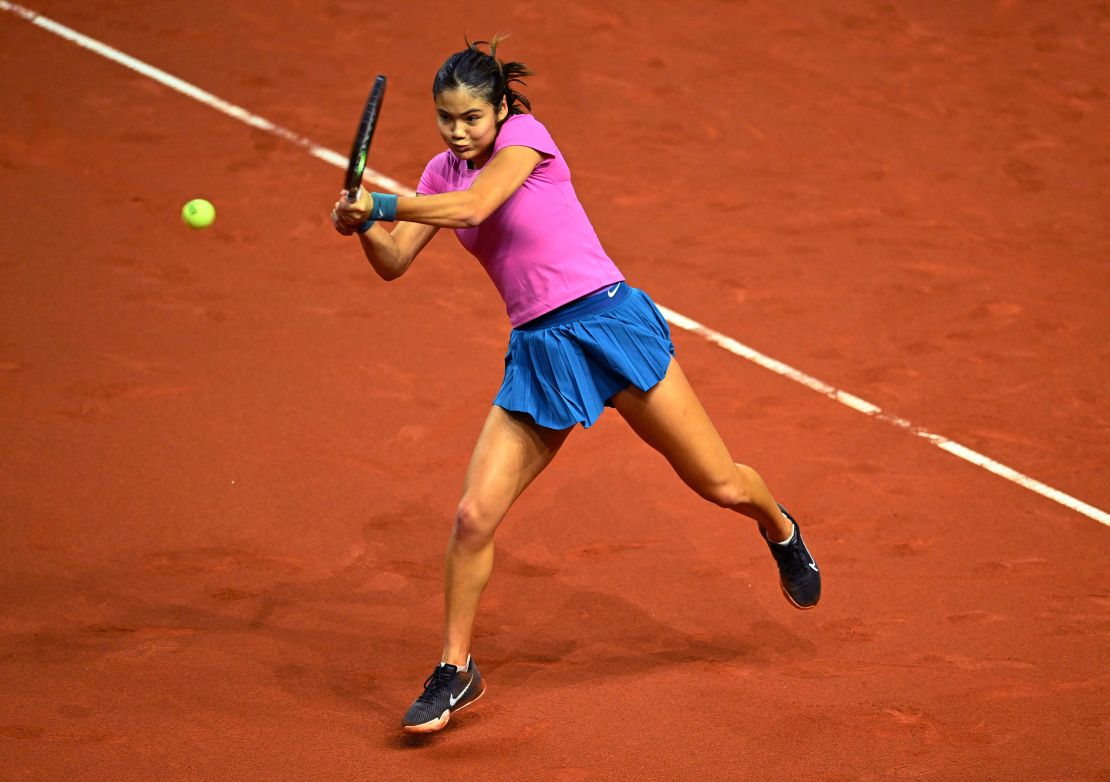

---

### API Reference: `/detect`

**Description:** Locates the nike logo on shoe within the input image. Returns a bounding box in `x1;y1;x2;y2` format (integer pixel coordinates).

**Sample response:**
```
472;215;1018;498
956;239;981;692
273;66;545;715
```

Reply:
607;283;621;297
802;541;818;572
449;676;473;707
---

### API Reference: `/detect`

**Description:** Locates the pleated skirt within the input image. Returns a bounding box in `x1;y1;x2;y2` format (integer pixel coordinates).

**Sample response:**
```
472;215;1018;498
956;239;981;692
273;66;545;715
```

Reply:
493;282;675;430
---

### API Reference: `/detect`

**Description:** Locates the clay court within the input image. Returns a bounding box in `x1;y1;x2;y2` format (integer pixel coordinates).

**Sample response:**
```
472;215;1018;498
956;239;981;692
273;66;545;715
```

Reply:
1;1;1107;779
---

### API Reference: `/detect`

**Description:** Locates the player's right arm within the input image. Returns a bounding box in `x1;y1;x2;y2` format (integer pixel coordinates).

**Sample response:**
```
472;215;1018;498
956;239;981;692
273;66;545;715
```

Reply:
357;219;438;281
332;192;438;281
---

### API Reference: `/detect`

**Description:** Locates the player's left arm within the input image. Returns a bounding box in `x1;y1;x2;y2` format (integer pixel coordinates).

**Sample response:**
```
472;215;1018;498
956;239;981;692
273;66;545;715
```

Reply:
340;146;543;230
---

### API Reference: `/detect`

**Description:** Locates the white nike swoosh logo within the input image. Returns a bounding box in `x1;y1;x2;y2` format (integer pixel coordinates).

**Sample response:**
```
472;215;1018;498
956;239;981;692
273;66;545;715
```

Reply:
803;543;819;572
607;283;621;297
449;677;473;707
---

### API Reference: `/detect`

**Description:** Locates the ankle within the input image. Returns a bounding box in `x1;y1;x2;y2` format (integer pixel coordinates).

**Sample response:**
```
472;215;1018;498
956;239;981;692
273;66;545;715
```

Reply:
769;525;795;545
762;512;793;543
440;652;471;669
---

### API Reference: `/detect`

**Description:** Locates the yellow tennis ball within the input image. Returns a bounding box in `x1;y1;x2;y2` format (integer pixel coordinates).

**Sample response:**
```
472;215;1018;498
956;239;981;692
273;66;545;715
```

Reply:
181;198;216;229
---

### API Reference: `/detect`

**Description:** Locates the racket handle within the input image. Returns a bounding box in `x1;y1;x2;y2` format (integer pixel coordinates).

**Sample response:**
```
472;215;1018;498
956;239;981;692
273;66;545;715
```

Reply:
345;187;360;204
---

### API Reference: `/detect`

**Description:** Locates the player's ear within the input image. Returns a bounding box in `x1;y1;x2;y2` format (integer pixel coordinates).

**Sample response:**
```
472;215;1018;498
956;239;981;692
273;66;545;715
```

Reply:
497;97;509;122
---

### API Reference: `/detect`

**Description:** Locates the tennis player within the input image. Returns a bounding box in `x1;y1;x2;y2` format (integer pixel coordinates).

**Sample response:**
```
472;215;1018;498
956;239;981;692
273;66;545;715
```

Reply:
332;38;821;734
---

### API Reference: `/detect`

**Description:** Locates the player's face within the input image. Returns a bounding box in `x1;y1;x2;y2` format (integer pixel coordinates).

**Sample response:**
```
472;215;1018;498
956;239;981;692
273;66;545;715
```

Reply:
435;88;508;168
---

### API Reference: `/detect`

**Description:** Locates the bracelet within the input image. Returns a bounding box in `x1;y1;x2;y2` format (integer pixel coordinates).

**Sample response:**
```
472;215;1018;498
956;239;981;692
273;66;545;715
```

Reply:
355;218;376;234
369;192;399;222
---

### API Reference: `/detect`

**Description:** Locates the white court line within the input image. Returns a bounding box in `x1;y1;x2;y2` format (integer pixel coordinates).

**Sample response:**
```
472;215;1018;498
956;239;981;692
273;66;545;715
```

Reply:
0;1;413;197
4;0;1107;527
659;308;1110;526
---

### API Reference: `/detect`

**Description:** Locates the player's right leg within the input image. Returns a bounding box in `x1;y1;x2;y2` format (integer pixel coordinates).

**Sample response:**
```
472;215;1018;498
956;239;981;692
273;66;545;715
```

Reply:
402;405;571;733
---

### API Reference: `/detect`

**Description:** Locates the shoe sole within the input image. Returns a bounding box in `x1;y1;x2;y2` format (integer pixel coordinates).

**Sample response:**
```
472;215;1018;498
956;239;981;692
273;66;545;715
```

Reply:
401;685;486;734
781;580;818;610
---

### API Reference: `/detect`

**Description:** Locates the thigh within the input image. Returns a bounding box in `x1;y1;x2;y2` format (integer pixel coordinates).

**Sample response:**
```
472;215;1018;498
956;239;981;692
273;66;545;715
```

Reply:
461;406;573;519
609;358;736;488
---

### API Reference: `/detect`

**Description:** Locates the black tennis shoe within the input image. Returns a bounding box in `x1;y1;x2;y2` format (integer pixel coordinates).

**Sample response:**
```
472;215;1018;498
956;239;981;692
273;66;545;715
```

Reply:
763;505;821;609
401;657;485;733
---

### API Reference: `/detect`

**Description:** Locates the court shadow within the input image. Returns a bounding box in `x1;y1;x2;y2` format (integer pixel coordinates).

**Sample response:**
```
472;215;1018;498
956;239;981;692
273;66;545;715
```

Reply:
480;584;817;690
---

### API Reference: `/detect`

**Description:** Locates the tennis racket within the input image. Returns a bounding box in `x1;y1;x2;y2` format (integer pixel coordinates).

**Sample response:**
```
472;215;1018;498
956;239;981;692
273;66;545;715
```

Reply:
344;74;387;203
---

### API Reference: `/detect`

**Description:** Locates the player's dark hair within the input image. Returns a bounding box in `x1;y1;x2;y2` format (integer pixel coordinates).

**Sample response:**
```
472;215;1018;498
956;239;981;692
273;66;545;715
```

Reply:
433;35;532;118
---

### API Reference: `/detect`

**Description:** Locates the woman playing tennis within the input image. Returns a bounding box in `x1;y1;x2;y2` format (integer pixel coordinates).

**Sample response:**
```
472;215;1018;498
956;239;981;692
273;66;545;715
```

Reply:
332;38;820;734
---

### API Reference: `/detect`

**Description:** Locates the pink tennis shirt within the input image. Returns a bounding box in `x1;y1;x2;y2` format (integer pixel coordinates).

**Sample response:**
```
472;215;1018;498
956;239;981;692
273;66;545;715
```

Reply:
417;113;623;326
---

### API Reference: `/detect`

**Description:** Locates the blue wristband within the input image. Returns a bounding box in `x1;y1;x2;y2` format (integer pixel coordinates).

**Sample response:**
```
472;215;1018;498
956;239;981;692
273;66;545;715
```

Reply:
355;218;376;234
369;192;398;222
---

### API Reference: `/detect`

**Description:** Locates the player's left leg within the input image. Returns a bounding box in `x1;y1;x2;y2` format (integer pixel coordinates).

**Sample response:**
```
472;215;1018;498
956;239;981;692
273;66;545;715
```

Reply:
610;358;786;536
610;358;820;608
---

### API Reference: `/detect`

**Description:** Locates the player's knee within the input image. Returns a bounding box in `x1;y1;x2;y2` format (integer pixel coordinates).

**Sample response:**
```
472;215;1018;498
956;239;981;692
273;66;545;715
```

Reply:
697;478;752;510
453;497;499;548
694;466;756;510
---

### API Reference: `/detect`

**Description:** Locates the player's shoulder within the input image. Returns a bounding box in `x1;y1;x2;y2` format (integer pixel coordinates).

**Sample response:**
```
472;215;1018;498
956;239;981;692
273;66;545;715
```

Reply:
496;113;559;159
424;148;457;171
418;149;463;193
500;112;550;137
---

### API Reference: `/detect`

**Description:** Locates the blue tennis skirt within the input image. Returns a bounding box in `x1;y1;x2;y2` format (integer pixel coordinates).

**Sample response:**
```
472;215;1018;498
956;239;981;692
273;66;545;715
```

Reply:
493;282;675;430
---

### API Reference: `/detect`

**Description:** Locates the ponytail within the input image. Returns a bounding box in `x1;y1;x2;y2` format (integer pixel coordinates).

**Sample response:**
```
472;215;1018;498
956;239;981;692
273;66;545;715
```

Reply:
433;35;534;118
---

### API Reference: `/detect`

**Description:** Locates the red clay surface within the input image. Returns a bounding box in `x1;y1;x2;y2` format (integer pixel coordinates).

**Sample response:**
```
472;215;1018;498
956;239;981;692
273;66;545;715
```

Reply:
1;1;1108;779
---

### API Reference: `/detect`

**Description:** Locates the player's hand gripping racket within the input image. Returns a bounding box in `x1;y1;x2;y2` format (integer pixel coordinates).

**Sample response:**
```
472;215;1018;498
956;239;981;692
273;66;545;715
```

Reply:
344;74;387;203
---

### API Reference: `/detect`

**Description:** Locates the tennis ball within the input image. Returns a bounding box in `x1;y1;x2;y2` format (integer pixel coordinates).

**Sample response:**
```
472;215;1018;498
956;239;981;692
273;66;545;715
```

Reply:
181;198;216;229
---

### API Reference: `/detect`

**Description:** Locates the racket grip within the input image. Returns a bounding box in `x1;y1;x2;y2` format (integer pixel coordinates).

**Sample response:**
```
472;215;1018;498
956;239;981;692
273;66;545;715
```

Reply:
345;186;360;204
